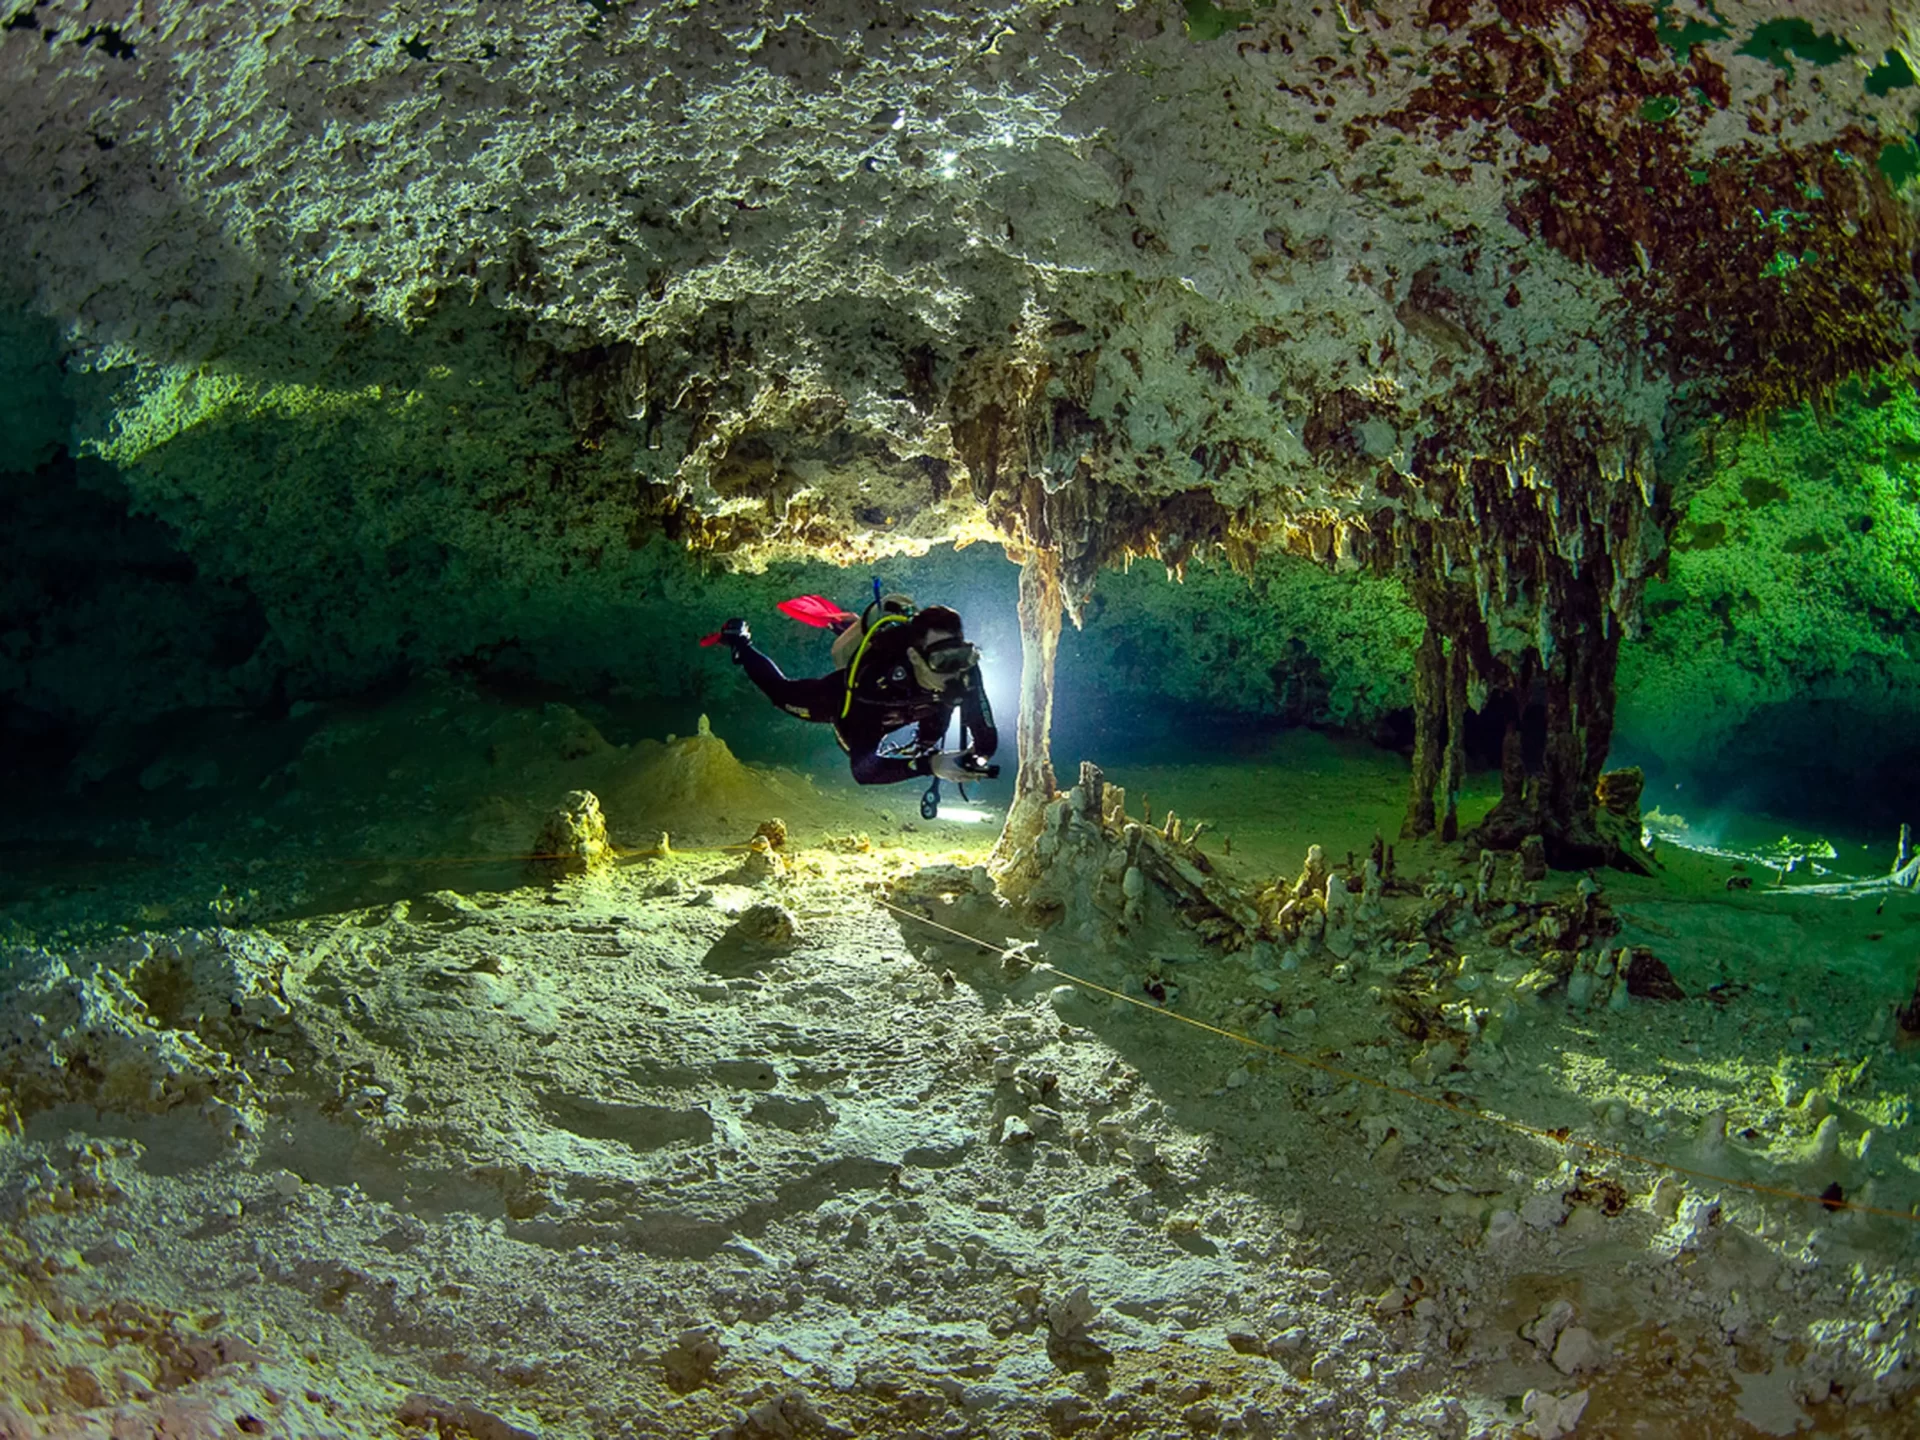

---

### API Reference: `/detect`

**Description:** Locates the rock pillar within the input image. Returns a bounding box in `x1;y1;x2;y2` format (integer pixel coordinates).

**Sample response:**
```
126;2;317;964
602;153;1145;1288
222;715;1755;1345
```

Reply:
1399;446;1665;871
991;547;1064;878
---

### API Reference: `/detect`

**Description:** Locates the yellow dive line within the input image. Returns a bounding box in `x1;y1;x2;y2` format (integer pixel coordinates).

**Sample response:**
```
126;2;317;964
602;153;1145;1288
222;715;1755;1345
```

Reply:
869;895;1917;1225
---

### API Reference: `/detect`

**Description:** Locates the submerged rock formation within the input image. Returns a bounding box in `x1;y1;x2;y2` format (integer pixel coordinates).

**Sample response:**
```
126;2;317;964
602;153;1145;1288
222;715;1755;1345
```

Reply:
5;1;1920;856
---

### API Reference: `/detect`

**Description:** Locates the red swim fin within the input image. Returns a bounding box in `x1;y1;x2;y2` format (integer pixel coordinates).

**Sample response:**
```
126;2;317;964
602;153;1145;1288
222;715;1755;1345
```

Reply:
777;594;857;629
697;631;725;647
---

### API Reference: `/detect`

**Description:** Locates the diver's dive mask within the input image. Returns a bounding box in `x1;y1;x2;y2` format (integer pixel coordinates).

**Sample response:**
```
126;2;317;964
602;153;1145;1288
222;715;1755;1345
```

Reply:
910;636;979;689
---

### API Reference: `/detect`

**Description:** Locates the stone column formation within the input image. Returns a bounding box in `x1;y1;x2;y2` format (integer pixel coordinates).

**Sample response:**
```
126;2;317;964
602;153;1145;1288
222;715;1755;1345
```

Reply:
992;546;1064;874
1396;447;1668;865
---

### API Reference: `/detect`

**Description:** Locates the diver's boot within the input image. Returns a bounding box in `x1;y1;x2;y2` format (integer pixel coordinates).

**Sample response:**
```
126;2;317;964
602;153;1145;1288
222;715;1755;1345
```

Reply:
719;617;751;663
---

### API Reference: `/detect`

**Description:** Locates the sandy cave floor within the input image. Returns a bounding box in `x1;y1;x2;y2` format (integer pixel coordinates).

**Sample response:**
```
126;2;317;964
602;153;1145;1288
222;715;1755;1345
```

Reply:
2;685;1919;1439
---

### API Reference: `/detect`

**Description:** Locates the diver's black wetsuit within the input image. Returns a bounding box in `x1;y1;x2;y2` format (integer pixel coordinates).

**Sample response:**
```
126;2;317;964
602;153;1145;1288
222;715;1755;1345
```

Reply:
733;624;997;786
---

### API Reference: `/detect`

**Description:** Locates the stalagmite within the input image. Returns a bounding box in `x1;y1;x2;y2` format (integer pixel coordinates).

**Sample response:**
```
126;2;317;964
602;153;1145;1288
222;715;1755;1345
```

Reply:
1294;844;1329;900
1323;874;1355;959
1359;858;1382;918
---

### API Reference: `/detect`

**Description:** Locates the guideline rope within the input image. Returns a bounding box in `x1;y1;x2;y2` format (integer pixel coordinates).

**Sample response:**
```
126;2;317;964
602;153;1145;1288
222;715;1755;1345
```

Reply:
869;895;1916;1224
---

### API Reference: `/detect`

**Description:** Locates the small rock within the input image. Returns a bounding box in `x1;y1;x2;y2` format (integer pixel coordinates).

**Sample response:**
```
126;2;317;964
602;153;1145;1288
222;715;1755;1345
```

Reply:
727;902;798;947
1406;1395;1467;1438
1522;1298;1575;1352
1267;1326;1308;1356
530;790;612;878
267;1169;305;1199
1046;1283;1097;1336
662;1326;724;1392
206;1098;256;1138
1049;984;1098;1026
1697;1107;1728;1152
1412;1040;1459;1084
999;1115;1035;1146
1521;1387;1589;1440
1772;1057;1815;1109
83;1234;134;1264
1374;1285;1411;1315
1520;1190;1568;1230
1551;1326;1603;1375
1623;947;1685;1000
1668;1194;1722;1248
1483;1209;1522;1248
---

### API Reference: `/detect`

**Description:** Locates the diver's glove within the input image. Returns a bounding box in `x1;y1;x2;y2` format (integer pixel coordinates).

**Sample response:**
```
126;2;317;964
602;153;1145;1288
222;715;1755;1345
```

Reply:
719;617;751;663
930;750;1000;783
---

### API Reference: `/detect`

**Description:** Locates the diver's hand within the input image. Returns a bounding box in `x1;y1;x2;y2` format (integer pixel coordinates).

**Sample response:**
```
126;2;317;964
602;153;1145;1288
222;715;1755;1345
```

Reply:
930;750;1000;782
928;751;970;782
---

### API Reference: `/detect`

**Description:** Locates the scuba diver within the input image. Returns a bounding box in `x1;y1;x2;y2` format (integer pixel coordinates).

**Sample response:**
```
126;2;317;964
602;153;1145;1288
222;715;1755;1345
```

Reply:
703;588;999;814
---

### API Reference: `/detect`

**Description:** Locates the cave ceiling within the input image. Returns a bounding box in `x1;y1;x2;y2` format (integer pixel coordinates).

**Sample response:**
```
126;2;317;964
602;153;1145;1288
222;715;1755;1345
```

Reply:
6;0;1920;614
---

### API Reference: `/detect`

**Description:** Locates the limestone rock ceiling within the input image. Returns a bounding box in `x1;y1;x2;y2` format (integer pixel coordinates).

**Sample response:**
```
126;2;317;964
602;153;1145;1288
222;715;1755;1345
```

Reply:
5;0;1919;606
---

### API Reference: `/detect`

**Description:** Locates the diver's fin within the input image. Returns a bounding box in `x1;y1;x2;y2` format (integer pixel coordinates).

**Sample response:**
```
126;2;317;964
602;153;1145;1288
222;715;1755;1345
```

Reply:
697;631;725;647
777;594;857;629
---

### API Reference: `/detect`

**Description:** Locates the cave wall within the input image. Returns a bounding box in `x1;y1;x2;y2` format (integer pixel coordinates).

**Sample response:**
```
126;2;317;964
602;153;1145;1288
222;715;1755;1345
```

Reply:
6;1;1920;830
1055;555;1425;744
1617;379;1920;821
1;306;276;775
1;292;1024;784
